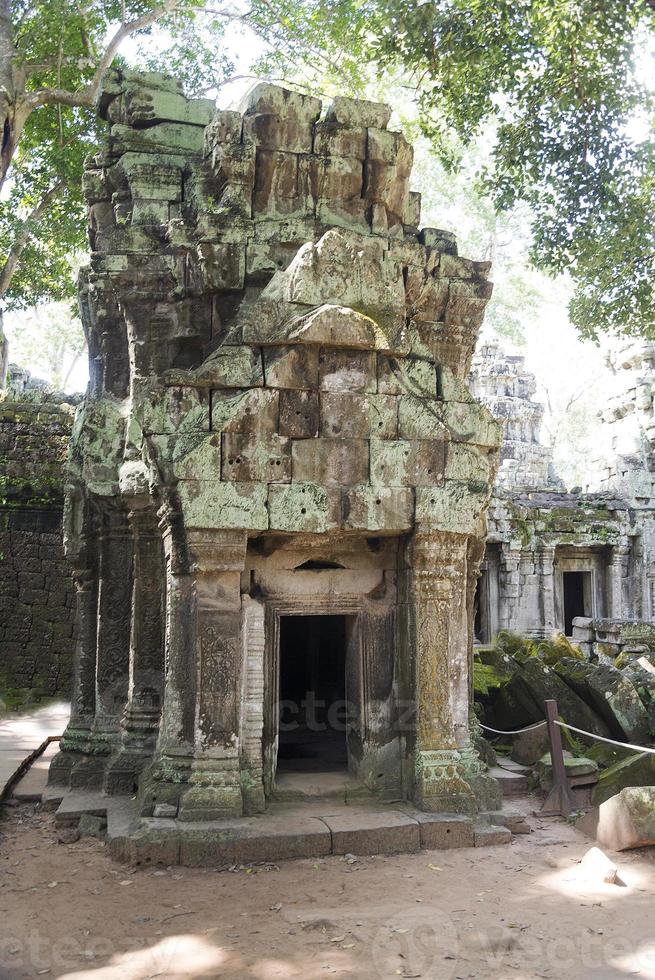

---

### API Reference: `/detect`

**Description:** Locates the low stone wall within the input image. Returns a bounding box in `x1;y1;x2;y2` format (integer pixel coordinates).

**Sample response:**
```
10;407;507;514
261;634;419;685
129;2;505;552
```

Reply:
0;396;77;700
572;616;655;662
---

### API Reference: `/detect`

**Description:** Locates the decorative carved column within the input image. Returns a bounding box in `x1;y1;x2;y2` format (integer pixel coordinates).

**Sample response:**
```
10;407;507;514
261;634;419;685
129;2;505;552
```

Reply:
74;504;132;789
240;596;266;814
609;545;630;618
497;546;521;631
138;502;196;815
48;566;98;786
536;543;556;638
177;529;248;822
49;494;101;788
105;506;165;794
408;532;477;814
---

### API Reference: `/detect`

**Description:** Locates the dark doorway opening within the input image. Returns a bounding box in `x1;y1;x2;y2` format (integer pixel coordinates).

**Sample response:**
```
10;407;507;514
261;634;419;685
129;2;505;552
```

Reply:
277;615;347;773
563;571;588;635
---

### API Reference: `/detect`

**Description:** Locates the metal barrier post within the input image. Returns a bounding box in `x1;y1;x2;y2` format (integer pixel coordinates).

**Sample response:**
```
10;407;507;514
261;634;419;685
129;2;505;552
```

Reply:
539;699;576;817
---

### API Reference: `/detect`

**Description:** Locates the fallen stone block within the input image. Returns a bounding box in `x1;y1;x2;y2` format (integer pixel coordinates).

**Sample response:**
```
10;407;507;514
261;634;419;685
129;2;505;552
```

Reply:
510;723;550;767
592;751;655;805
536;751;599;791
555;658;650;743
520;658;611;741
594;786;655;851
57;827;81;845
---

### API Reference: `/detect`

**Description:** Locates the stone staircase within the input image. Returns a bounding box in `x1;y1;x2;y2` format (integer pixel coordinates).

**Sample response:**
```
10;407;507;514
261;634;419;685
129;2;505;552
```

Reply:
489;756;531;796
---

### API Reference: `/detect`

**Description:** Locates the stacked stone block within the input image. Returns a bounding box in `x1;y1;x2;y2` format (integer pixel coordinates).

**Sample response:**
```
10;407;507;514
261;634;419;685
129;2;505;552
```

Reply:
0;383;77;698
51;70;503;827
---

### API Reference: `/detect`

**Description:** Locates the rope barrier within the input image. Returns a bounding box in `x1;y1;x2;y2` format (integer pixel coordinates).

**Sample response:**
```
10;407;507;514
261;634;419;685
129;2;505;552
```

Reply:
479;720;547;736
553;719;655;755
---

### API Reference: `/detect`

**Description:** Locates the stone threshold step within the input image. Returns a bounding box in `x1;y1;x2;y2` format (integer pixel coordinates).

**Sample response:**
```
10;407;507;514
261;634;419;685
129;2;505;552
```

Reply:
111;810;514;866
50;793;519;866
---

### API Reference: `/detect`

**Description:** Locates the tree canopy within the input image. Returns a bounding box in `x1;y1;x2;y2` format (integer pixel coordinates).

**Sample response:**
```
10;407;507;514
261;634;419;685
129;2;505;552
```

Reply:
256;0;655;340
0;0;654;356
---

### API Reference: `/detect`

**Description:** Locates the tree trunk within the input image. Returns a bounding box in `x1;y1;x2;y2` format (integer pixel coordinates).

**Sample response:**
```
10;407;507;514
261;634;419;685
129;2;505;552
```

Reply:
0;310;7;388
0;0;24;194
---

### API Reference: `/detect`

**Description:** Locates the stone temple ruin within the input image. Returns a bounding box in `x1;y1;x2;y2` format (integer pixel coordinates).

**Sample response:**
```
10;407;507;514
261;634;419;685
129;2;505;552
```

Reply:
471;343;655;653
48;70;504;843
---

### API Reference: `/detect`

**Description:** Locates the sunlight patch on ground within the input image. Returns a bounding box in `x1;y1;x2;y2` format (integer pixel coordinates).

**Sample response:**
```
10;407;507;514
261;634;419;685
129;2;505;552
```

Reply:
58;934;228;980
611;941;655;978
535;858;649;902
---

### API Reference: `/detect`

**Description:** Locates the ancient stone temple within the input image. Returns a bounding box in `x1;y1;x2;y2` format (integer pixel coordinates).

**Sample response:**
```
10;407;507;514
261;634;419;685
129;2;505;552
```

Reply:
471;343;655;645
49;70;502;834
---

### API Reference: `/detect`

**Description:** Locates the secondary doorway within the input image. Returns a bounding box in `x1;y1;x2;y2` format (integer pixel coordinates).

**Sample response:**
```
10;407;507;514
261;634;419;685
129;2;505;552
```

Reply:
562;570;592;635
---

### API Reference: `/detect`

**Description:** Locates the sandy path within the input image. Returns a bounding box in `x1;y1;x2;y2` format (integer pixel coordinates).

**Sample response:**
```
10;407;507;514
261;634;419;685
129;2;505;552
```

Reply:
1;799;654;980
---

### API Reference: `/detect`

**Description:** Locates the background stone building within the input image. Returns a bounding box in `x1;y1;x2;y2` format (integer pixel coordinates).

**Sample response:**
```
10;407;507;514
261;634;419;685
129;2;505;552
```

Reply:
471;342;655;643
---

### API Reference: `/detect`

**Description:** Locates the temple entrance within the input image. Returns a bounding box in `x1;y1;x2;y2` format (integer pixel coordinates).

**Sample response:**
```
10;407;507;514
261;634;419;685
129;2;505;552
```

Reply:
277;615;348;774
563;570;591;635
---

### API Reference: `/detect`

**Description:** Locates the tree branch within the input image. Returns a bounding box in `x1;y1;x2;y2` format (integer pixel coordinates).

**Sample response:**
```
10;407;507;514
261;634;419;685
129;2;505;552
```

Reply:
27;0;184;110
91;0;183;92
0;180;64;298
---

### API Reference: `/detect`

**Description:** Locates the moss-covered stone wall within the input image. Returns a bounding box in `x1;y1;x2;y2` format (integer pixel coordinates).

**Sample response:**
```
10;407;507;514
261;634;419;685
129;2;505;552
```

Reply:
0;399;77;701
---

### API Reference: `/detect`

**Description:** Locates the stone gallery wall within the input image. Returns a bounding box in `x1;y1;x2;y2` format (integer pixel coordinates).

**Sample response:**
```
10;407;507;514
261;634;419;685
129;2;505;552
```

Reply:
0;373;77;698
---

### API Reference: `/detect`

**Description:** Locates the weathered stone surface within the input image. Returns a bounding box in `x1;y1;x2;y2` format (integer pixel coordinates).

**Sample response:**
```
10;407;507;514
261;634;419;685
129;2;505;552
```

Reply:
263;346;319;390
535;751;599;790
343;486;413;531
593;751;655;805
410;811;475;849
517;659;612;740
292;437;369;488
370;438;446;487
320;809;420;855
279;389;319;438
594;786;655;851
555;659;650;742
50;72;501;845
510;723;550;766
319;349;377;393
324;96;391;130
0;375;78;697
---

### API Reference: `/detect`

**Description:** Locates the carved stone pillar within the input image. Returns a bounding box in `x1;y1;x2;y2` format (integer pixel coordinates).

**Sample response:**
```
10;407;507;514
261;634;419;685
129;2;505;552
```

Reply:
609;545;630;618
49;494;103;790
408;532;477;814
48;566;98;786
498;547;521;631
536;544;556;638
138;504;196;815
240;596;266;814
178;529;248;822
105;507;165;794
72;504;132;789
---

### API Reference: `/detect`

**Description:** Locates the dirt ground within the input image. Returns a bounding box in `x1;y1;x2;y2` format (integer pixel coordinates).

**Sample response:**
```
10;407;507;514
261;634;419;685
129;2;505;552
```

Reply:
1;799;655;980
